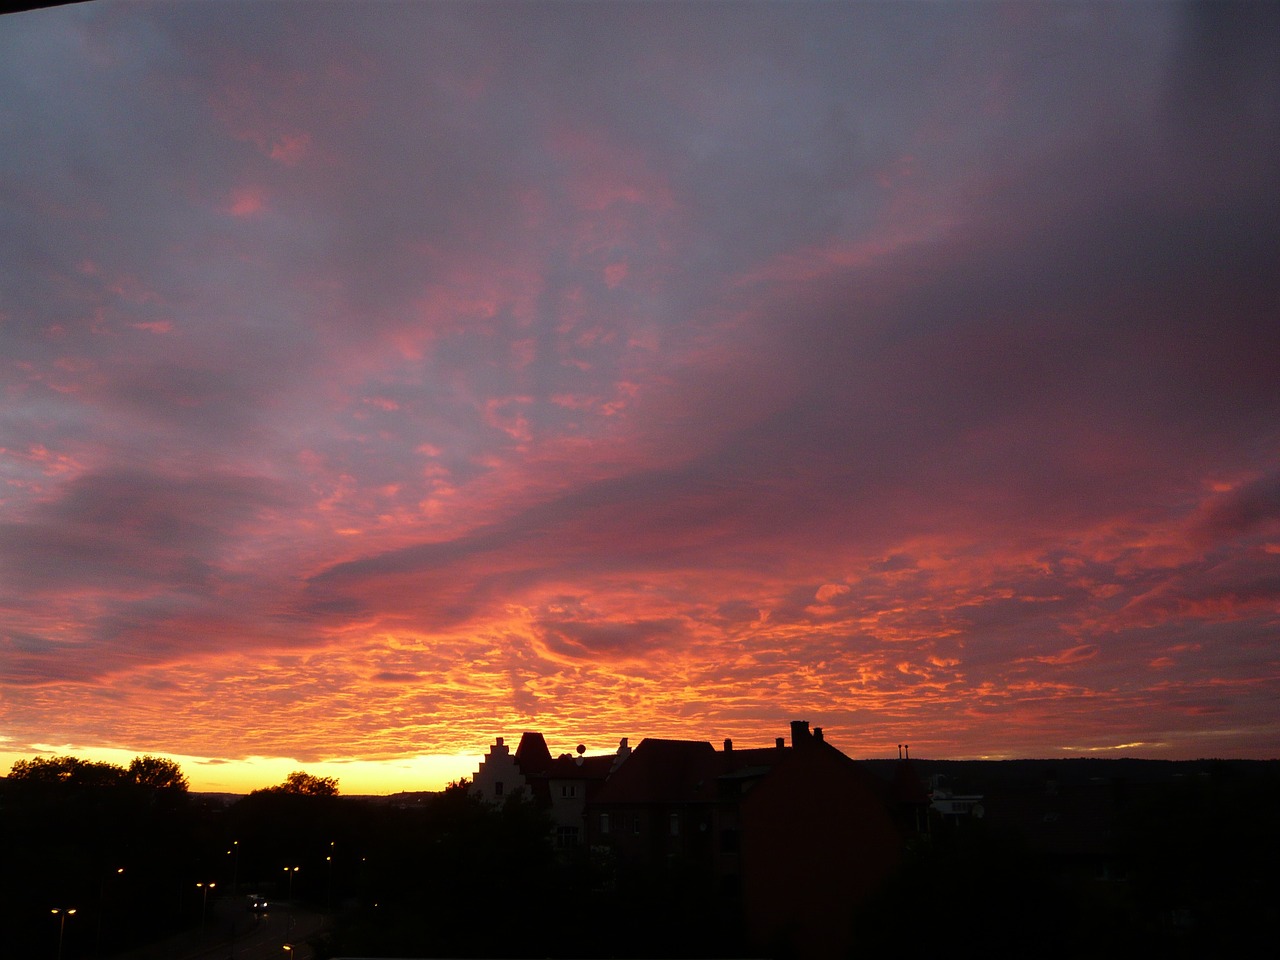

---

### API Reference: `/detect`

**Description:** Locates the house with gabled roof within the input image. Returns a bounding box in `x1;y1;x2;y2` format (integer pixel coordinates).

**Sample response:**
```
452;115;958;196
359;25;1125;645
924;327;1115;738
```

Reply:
472;731;631;848
582;736;720;863
471;735;527;804
584;721;903;957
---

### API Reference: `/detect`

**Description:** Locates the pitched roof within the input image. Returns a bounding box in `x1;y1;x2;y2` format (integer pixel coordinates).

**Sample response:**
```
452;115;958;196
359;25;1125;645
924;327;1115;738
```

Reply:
591;738;719;805
589;734;889;807
514;731;552;775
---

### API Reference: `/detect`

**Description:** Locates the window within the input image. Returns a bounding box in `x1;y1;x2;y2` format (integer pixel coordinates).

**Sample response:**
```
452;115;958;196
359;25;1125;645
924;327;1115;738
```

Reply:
561;783;576;798
494;781;504;797
600;813;610;834
633;814;641;835
670;813;680;836
555;825;580;849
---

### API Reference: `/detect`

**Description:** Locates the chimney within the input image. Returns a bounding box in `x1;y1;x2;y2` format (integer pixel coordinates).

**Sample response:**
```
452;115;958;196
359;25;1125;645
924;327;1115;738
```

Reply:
724;738;733;752
610;738;632;774
775;737;785;749
790;720;811;747
813;727;824;743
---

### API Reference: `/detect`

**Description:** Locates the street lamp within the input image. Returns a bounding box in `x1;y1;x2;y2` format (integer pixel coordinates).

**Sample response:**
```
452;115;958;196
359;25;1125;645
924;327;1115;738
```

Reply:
96;868;125;954
283;865;299;901
227;839;240;894
196;881;216;934
51;907;76;960
325;843;335;914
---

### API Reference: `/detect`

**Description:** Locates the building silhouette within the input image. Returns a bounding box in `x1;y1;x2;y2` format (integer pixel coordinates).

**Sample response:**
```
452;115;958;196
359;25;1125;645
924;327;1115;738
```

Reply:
473;721;904;956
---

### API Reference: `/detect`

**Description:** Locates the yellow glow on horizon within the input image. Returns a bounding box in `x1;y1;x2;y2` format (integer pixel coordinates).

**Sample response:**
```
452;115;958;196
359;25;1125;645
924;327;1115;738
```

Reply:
0;744;481;796
1061;742;1152;753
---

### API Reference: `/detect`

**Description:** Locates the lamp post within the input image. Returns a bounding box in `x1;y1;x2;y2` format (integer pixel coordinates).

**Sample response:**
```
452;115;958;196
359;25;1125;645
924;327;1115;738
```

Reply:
51;907;76;960
96;867;125;954
283;865;299;901
227;839;240;894
196;881;216;935
325;841;335;914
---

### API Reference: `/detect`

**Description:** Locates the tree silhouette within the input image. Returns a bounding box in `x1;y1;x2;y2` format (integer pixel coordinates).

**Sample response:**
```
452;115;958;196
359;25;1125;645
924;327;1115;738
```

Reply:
128;754;189;791
252;770;340;796
9;754;129;786
1;753;196;958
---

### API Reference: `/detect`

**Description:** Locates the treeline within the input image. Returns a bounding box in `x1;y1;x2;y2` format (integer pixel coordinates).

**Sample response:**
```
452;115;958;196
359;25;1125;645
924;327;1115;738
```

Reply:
1;755;729;959
0;756;347;958
1;755;199;958
9;753;190;790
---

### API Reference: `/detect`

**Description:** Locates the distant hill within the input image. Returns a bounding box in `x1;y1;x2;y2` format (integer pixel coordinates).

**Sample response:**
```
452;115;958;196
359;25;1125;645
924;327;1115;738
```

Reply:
860;756;1280;793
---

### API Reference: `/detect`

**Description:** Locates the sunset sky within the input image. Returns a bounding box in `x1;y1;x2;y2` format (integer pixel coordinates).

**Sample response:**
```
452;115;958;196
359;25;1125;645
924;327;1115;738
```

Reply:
2;1;1277;794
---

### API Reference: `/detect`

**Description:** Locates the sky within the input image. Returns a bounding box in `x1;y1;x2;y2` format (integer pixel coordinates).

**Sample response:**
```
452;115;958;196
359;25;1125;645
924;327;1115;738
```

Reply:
1;0;1278;794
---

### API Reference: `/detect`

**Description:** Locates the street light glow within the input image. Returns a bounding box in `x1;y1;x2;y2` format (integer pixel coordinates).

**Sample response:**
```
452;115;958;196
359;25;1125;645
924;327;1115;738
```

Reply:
52;908;77;960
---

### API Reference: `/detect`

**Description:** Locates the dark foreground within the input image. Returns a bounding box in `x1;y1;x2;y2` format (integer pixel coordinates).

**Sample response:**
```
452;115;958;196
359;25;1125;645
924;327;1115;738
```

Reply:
3;757;1277;959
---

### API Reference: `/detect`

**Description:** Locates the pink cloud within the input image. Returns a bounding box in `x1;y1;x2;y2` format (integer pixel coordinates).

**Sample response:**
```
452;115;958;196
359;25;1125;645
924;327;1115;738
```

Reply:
227;186;266;217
